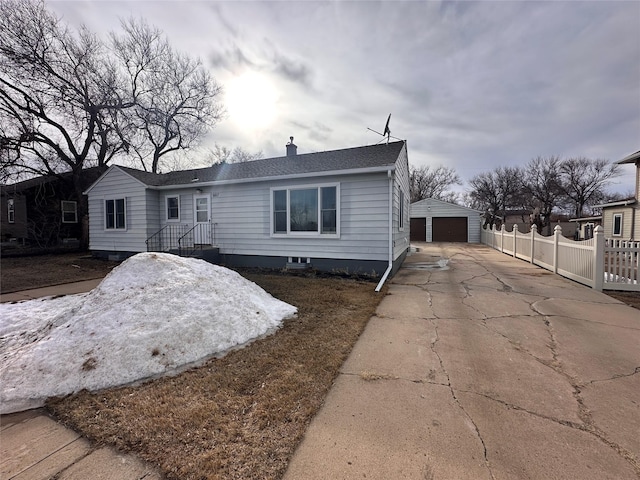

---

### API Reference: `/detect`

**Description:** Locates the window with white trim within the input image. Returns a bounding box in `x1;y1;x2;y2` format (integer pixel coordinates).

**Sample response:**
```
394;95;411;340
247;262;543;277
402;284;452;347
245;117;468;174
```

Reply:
61;200;78;223
7;198;15;223
166;196;180;221
105;198;126;230
613;213;623;236
271;184;339;236
399;188;405;231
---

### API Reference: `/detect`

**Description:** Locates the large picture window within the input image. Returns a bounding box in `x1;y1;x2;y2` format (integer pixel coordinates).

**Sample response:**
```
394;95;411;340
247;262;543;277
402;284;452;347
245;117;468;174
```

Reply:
166;196;180;221
105;198;126;230
272;185;339;236
613;213;622;236
61;201;78;223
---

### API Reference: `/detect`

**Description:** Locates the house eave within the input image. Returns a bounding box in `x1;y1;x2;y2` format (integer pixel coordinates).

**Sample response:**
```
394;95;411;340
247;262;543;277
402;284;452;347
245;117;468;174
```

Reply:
594;199;637;208
83;165;149;194
568;216;602;223
150;165;397;190
617;150;640;165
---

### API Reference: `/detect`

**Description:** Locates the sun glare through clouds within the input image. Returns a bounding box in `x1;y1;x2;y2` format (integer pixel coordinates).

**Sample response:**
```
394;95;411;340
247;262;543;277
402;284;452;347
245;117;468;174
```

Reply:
226;72;278;131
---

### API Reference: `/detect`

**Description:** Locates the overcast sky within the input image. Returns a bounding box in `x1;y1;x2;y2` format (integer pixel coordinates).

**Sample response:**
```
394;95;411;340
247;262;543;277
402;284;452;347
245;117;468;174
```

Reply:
49;1;640;194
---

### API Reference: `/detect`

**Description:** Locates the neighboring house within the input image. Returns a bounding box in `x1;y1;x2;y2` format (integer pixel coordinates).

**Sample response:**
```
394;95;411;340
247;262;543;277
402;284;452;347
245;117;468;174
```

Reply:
502;209;532;234
1;168;103;249
568;216;602;241
85;140;411;278
410;198;482;243
596;150;640;240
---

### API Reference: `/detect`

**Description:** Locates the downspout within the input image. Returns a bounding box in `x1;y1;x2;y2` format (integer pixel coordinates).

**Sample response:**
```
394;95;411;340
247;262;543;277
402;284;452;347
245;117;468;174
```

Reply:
375;169;394;292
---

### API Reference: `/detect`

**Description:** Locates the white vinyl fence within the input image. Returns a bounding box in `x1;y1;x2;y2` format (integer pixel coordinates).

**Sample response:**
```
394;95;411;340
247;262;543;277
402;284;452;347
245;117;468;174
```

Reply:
481;224;640;291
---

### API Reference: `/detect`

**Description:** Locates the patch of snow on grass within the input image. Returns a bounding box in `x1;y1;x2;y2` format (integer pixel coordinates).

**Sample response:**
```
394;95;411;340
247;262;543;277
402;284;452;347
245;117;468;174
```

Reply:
0;253;297;414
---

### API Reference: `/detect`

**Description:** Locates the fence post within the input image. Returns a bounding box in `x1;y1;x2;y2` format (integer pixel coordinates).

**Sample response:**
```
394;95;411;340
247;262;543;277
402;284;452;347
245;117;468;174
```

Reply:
500;224;504;253
530;224;536;263
513;224;519;257
593;225;604;291
553;225;562;274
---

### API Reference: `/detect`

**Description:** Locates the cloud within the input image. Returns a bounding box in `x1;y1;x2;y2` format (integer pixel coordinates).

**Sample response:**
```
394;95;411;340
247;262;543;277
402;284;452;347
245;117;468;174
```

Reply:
270;49;314;89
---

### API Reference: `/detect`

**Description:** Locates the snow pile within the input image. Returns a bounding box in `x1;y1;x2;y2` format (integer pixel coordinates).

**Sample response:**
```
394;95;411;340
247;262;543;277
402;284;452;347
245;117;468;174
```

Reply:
0;253;297;414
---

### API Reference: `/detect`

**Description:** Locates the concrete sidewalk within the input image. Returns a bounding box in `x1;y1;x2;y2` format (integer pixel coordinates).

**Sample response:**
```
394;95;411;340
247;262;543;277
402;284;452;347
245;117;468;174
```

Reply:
0;279;103;303
283;243;640;479
1;279;163;480
2;244;639;479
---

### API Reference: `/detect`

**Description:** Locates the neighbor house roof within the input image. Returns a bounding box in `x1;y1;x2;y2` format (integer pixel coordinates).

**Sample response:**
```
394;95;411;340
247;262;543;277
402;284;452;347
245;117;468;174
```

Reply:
115;141;406;188
1;167;105;195
617;150;640;165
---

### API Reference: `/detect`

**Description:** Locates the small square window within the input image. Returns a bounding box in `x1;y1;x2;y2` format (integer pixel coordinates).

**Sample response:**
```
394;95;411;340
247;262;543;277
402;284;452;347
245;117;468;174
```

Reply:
61;201;78;223
166;196;180;221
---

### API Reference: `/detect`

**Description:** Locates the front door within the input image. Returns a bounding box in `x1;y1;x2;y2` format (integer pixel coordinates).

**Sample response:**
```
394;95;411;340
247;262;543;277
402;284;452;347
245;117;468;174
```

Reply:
194;194;211;244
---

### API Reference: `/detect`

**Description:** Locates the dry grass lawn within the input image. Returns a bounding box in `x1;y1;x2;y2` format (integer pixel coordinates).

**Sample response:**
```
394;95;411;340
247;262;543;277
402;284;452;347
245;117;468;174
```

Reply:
47;272;385;480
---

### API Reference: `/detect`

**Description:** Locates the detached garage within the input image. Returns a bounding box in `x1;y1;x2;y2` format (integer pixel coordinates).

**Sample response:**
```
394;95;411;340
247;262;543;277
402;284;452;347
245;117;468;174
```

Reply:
410;198;482;243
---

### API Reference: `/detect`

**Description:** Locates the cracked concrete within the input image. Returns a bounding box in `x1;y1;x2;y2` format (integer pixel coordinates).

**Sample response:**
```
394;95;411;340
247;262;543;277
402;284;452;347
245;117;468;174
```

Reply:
284;243;640;480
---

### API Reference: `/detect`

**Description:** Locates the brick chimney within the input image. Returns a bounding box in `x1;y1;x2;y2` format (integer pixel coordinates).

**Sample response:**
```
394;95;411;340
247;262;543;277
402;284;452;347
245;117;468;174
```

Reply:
286;136;297;157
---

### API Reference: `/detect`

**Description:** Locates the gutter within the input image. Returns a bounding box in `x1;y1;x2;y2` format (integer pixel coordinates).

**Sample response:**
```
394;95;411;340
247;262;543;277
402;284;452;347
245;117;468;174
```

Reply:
376;169;394;292
152;165;397;190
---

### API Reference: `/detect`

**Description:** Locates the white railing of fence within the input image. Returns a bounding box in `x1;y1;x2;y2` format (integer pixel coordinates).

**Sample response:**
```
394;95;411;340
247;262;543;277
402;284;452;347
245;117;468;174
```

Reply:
480;224;640;291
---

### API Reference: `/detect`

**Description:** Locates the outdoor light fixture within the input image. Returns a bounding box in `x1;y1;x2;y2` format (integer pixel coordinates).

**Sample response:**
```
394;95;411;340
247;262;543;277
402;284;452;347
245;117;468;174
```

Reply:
196;188;203;194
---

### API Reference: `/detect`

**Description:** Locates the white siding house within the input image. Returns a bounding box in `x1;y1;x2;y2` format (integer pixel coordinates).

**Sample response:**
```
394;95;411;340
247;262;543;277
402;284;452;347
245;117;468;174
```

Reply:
85;141;411;279
596;150;640;241
410;198;482;243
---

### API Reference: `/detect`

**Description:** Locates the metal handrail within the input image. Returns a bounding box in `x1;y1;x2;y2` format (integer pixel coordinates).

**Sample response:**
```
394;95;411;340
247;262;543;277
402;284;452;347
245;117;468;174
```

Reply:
178;223;204;257
146;224;189;252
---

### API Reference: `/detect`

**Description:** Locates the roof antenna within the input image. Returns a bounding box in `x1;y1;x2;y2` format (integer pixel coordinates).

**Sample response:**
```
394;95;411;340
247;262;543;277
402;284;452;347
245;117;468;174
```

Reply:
367;114;401;144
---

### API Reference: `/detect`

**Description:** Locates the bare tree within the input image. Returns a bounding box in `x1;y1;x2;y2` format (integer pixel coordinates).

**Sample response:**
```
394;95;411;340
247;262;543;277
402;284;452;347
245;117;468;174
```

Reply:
521;156;564;235
409;165;461;203
468;166;523;227
0;0;223;247
209;143;263;164
0;0;124;179
110;19;223;173
559;158;621;217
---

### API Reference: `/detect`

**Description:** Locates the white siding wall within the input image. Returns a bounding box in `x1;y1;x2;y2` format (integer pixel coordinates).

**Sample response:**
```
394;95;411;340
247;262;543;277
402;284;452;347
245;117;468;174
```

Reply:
392;143;410;260
207;172;390;261
602;207;638;239
87;168;152;252
410;198;482;243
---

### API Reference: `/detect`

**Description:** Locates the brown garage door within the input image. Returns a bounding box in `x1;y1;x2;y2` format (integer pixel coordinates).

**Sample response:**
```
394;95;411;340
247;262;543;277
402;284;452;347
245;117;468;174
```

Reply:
432;217;468;242
410;217;427;241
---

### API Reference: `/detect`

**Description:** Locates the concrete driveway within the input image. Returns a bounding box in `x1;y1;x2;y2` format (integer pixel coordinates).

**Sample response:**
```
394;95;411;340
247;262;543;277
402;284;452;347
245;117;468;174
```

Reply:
284;243;640;479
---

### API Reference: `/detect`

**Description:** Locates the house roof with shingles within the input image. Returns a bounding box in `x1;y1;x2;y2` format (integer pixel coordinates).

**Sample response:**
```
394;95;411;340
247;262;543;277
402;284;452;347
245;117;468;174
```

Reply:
115;141;406;188
1;167;105;195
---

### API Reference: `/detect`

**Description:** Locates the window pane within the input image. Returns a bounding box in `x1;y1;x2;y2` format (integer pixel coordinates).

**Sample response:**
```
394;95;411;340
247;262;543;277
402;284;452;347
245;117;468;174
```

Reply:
290;189;318;232
274;211;287;233
321;187;336;210
273;190;287;233
8;199;15;223
274;190;286;211
115;199;125;229
322;210;336;233
106;200;115;229
62;201;77;223
321;187;337;234
167;197;179;219
196;197;208;223
613;215;622;235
